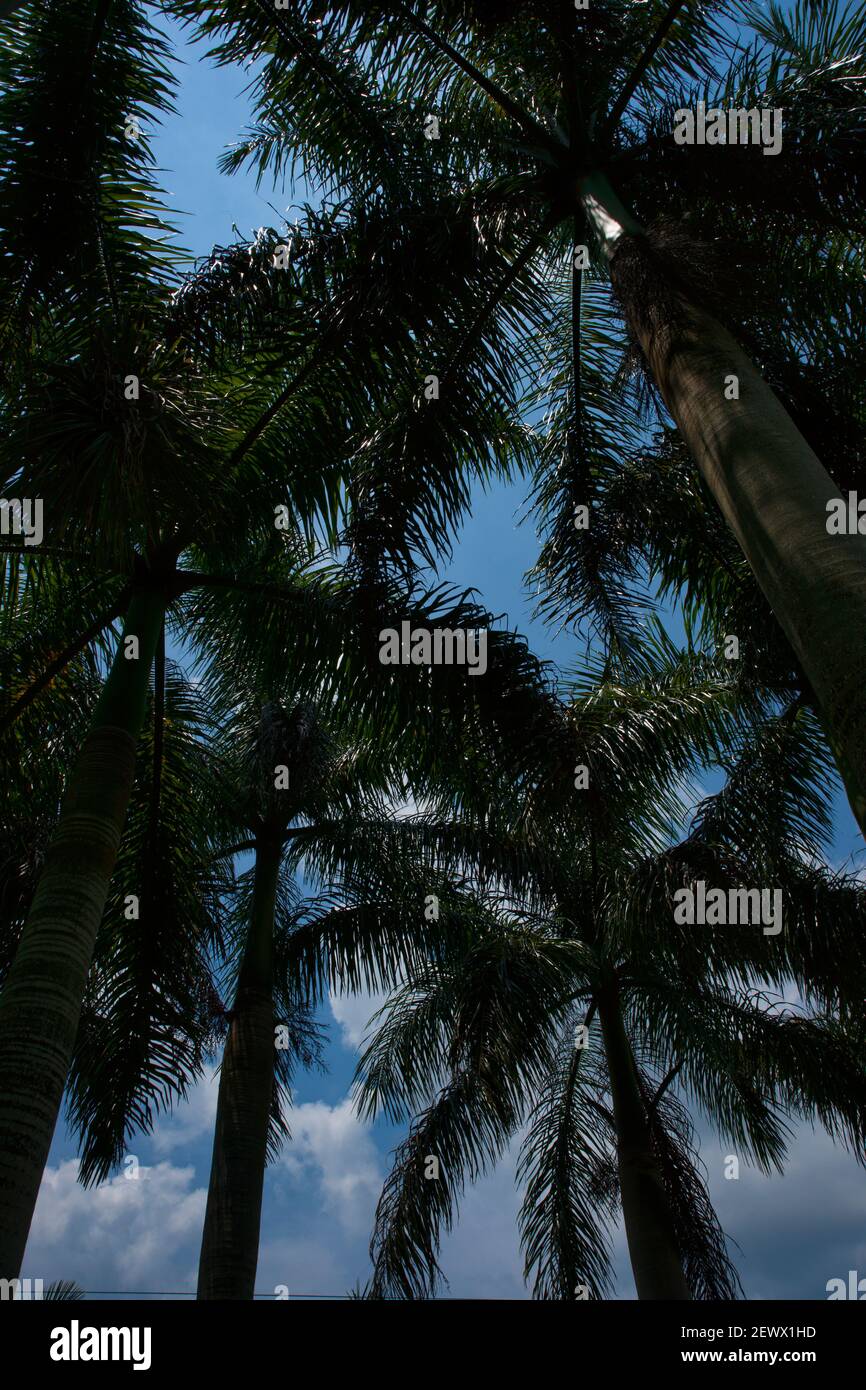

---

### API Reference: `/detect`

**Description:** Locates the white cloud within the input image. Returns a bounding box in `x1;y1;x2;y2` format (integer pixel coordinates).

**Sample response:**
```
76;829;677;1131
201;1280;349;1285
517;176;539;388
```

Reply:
329;988;389;1050
24;1159;206;1293
149;1070;220;1156
279;1099;383;1237
27;1072;866;1300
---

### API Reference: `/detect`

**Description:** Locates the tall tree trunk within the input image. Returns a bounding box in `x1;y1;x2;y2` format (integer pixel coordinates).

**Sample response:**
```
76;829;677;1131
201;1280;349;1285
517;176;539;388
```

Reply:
0;586;165;1277
597;983;691;1300
608;242;866;837
197;838;279;1300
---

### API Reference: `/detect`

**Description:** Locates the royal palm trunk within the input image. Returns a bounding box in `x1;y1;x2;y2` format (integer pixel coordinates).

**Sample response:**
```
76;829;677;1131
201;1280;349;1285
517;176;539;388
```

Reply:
0;585;165;1276
197;838;279;1300
608;241;866;837
598;984;691;1300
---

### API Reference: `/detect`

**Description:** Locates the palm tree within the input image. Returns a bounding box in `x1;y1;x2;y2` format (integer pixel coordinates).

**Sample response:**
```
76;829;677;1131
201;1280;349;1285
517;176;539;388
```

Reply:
347;639;866;1299
0;0;191;1278
4;0;863;1301
0;0;542;1270
43;1280;86;1301
206;608;834;1304
192;683;484;1300
177;0;866;834
195;700;331;1301
32;510;560;1297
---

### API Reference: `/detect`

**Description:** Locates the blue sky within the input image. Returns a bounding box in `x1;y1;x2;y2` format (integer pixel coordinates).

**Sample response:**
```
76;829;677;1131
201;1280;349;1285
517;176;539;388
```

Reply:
22;8;866;1301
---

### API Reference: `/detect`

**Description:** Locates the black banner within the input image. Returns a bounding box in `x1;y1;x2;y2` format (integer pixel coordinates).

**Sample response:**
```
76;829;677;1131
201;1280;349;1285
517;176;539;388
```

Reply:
1;1297;861;1378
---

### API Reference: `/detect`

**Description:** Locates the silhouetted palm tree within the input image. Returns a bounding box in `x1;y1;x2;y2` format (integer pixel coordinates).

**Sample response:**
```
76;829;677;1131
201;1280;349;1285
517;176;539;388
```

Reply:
0;0;543;1274
178;0;866;832
351;637;866;1298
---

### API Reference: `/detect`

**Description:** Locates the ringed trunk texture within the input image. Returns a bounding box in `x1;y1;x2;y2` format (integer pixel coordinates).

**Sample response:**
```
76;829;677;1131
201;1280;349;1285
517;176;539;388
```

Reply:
611;244;866;837
197;840;279;1301
598;987;691;1300
0;586;166;1277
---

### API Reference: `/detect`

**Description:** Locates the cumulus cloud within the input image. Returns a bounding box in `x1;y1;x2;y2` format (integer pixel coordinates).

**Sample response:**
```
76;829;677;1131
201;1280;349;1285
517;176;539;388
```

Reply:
24;1159;206;1294
149;1070;220;1157
270;1110;535;1298
279;1099;384;1237
26;1063;866;1301
329;988;389;1050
